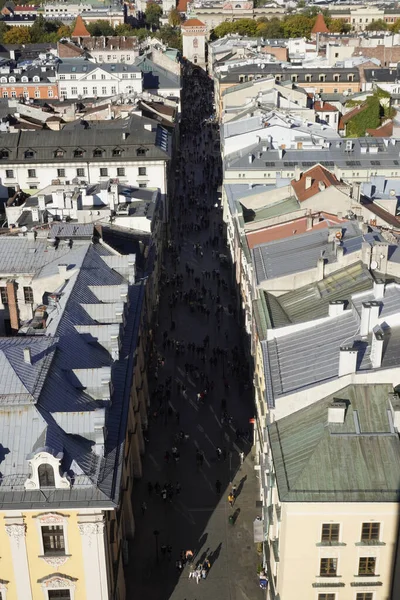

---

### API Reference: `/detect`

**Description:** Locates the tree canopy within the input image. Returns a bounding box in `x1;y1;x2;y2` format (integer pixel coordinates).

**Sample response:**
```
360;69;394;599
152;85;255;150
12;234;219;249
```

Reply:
145;2;163;28
365;19;388;31
168;8;182;26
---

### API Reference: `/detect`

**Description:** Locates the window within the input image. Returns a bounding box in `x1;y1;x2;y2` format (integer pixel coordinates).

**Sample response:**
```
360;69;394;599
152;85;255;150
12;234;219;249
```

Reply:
25;150;34;159
102;86;107;94
138;167;147;176
318;595;335;600
59;74;66;80
319;558;337;577
139;183;147;188
57;168;65;178
34;90;40;99
38;463;54;486
101;74;106;80
100;168;108;177
321;524;340;543
29;184;38;190
71;87;78;96
305;74;312;82
83;87;88;95
137;148;147;156
0;288;8;304
361;523;380;542
92;87;97;96
348;74;354;82
42;525;65;555
117;167;125;177
358;557;376;576
48;89;53;98
74;149;83;157
2;91;7;98
5;169;13;178
76;168;85;177
319;74;326;82
92;74;97;80
356;594;373;600
55;149;64;158
122;73;128;79
111;86;116;94
24;286;34;303
93;149;103;157
70;74;76;80
333;74;340;82
27;169;36;179
48;591;71;599
11;91;16;98
23;91;29;99
113;148;122;156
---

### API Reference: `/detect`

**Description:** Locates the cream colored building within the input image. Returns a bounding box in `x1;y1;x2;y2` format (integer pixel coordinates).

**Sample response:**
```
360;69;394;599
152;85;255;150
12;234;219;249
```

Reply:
265;383;400;600
0;230;151;600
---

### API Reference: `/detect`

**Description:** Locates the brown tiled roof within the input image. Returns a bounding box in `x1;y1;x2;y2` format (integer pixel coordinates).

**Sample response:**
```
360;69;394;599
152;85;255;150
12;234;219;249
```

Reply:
182;18;205;27
177;0;189;12
311;13;329;34
314;101;338;112
291;165;341;202
361;198;400;229
366;120;394;137
72;15;91;38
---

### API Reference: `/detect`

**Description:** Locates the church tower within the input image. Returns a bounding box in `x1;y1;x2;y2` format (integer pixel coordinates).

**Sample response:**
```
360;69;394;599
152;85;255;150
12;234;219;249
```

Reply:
182;18;206;70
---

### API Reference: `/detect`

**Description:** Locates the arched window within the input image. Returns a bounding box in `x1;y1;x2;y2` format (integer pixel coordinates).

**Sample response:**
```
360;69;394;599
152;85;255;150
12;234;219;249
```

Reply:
193;37;198;48
38;464;55;487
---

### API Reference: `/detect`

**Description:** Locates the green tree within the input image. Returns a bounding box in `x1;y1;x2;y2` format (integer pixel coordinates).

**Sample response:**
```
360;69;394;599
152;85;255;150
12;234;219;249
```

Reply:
135;27;153;41
256;17;284;37
57;24;73;39
157;24;181;49
87;20;115;36
234;18;258;36
210;21;237;39
145;2;162;28
365;18;387;31
282;14;314;38
0;21;9;43
328;18;350;33
3;26;31;43
390;19;400;33
168;7;181;26
114;23;135;35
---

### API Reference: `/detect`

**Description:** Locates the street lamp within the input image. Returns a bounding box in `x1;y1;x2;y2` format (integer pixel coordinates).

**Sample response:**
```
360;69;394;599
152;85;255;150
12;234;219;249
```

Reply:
153;529;160;563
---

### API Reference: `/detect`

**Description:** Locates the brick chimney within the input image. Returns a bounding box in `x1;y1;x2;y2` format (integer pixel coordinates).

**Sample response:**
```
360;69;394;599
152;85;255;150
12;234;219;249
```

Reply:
6;280;19;334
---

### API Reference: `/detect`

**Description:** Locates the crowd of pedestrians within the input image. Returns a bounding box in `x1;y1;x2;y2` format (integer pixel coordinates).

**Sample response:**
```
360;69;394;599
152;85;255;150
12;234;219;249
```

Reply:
138;61;252;588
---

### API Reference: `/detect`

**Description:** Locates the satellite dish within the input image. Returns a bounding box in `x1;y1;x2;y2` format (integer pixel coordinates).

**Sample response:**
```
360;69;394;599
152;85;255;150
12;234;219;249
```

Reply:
371;260;378;270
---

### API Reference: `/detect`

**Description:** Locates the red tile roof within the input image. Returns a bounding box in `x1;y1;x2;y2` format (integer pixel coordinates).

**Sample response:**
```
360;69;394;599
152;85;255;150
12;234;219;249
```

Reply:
311;13;329;34
366;120;394;137
72;15;91;38
177;0;188;11
314;101;338;112
361;198;400;229
182;18;205;27
291;165;341;202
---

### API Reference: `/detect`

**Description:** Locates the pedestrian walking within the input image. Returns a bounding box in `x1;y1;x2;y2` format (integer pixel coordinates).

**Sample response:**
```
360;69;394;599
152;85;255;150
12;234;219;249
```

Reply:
239;451;245;464
216;447;222;461
228;493;234;507
232;484;237;498
215;479;222;494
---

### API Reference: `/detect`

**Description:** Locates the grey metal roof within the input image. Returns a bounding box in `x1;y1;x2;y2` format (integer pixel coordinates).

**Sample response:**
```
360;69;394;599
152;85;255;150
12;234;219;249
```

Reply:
269;384;400;503
218;64;360;84
134;56;181;90
50;223;94;239
0;241;144;510
0;114;170;164
252;221;366;284
264;262;374;327
225;137;400;173
58;59;140;75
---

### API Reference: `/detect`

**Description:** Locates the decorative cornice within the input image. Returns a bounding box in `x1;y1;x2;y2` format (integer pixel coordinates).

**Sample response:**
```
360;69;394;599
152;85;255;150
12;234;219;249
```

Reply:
5;523;26;546
38;573;77;588
78;522;105;536
34;512;68;524
39;555;70;567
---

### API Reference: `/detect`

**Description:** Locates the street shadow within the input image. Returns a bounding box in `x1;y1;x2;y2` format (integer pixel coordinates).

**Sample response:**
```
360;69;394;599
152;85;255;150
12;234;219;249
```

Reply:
235;475;247;500
209;542;222;565
232;508;241;524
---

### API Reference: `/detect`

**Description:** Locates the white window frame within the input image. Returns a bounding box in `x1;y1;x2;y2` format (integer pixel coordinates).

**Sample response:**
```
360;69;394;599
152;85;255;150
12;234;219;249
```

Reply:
0;580;8;600
34;513;70;567
40;574;76;600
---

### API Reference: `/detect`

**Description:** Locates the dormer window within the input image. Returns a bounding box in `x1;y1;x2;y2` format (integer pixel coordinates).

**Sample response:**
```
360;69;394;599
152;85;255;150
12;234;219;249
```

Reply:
9;76;15;83
333;74;340;82
21;75;28;83
113;148;122;156
38;464;55;487
74;149;84;158
93;148;104;157
33;76;40;82
54;149;64;158
305;74;312;82
0;76;6;83
319;74;326;82
25;149;35;159
348;74;354;82
136;147;148;156
0;149;9;158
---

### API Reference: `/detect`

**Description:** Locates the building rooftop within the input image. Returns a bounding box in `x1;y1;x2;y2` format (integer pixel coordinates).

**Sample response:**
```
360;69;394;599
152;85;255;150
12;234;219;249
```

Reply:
269;384;400;502
264;261;373;328
291;164;342;202
311;13;330;34
71;14;91;38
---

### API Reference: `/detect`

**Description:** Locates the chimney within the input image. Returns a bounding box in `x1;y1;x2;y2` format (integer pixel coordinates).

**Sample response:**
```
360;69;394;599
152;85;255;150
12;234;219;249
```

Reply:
329;300;345;317
23;347;31;364
370;325;385;369
38;194;46;210
305;176;312;189
6;280;19;334
248;154;253;164
317;257;325;280
389;393;400;431
306;214;313;230
93;408;106;455
318;180;326;191
360;301;380;336
373;279;385;300
328;399;346;424
58;264;68;278
122;131;129;140
338;345;358;377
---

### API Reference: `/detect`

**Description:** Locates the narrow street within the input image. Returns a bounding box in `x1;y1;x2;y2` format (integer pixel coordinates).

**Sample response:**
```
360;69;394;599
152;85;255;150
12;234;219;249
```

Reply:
127;64;263;600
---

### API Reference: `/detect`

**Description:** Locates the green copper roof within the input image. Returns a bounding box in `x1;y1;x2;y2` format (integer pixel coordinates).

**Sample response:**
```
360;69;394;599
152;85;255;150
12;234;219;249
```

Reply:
269;384;400;503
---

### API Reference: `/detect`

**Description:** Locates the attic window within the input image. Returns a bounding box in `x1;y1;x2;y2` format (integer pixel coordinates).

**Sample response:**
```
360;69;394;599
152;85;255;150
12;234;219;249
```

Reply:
113;148;122;156
0;149;9;158
54;149;64;158
74;149;84;158
136;148;147;156
38;464;55;488
25;150;35;159
93;148;104;157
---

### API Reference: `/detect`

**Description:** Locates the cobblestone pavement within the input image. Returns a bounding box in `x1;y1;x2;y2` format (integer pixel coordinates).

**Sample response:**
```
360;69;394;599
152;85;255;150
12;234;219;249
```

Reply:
126;64;263;600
